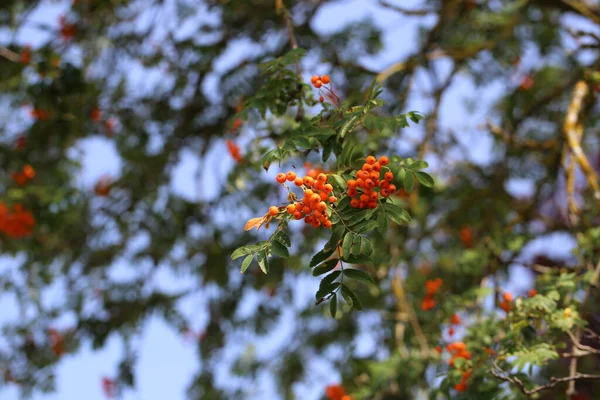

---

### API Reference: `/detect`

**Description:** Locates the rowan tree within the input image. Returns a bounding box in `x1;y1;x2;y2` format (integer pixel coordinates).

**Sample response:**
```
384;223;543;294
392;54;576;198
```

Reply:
0;1;599;399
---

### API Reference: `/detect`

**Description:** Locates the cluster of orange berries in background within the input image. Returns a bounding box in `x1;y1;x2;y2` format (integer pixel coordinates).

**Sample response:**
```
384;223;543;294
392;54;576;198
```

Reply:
226;139;242;163
269;170;337;228
500;292;513;313
347;155;396;209
446;342;473;391
420;277;442;311
447;313;461;337
48;328;65;357
0;203;35;238
310;74;330;89
10;164;35;186
325;384;352;400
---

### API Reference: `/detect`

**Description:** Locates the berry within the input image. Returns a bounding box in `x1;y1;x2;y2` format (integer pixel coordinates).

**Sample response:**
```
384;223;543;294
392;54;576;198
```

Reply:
304;189;314;198
362;163;373;172
294;177;303;186
369;191;378;201
302;205;311;214
372;162;381;172
388;184;397;193
286;171;296;181
379;156;389;166
321;75;330;84
380;180;390;189
319;191;328;200
276;173;286;183
310;75;319;84
360;193;369;203
366;155;376;165
355;178;365;188
347;179;357;188
314;80;322;88
310;194;321;203
365;179;375;189
303;176;314;187
286;204;296;214
323;220;332;228
367;201;377;209
380;188;390;197
350;199;360;208
384;171;394;181
319;96;324;102
316;201;327;212
329;196;337;203
323;184;333;193
347;188;358;197
268;206;279;216
317;173;327;182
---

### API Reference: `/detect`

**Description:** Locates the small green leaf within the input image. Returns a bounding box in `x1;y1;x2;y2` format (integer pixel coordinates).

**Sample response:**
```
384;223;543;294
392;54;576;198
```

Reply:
383;203;411;225
316;281;340;301
240;254;254;273
312;259;339;276
415;171;434;187
271;240;289;258
359;236;374;256
349;220;379;234
341;284;363;310
343;269;375;285
310;245;335;268
408;160;428;170
404;171;414;192
341;232;354;259
273;230;291;247
330;293;337;318
257;250;269;274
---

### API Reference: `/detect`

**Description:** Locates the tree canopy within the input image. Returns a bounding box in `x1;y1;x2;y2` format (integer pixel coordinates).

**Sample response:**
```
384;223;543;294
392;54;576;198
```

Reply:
0;0;599;399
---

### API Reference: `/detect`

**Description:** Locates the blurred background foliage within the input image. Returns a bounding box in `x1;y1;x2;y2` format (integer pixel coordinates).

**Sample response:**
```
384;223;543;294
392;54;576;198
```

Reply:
0;0;599;399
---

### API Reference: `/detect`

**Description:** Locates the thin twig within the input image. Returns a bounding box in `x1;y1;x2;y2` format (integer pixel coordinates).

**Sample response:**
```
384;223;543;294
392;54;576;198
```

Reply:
391;272;430;357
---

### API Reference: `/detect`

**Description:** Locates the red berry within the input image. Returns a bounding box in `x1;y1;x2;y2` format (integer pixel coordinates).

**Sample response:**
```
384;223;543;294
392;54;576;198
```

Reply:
276;173;286;183
321;75;330;84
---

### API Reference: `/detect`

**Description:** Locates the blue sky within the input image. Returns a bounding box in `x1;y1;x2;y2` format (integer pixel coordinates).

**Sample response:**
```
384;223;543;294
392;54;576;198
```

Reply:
1;0;594;399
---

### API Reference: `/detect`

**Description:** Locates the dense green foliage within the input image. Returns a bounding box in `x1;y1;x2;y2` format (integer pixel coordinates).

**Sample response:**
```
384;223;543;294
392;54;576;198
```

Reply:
1;1;599;399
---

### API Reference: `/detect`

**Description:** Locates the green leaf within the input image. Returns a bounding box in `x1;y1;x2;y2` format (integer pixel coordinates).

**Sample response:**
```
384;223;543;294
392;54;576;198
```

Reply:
349;220;379;234
312;259;339;276
343;269;375;285
273;230;291;247
376;209;388;233
341;284;363;310
257;250;269;274
310;245;336;268
330;293;337;318
240;254;254;274
271;240;289;258
382;203;411;225
415;171;434;187
404;170;414;192
341;232;354;259
322;137;334;162
316;281;340;301
321;270;341;287
231;242;267;260
359;236;374;256
329;174;347;191
408;160;428;170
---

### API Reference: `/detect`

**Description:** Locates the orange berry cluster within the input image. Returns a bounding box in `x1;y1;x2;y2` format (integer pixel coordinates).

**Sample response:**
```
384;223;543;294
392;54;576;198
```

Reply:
421;278;442;311
500;292;513;312
310;74;330;89
446;342;473;392
325;384;352;400
226;139;242;163
347;155;396;209
0;203;35;238
10;164;35;186
269;170;336;229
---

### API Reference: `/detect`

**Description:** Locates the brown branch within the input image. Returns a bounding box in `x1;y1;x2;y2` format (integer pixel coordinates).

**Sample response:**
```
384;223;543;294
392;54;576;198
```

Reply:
0;47;20;62
563;81;600;209
491;361;600;396
377;0;433;16
487;122;558;150
391;273;430;357
561;0;600;25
